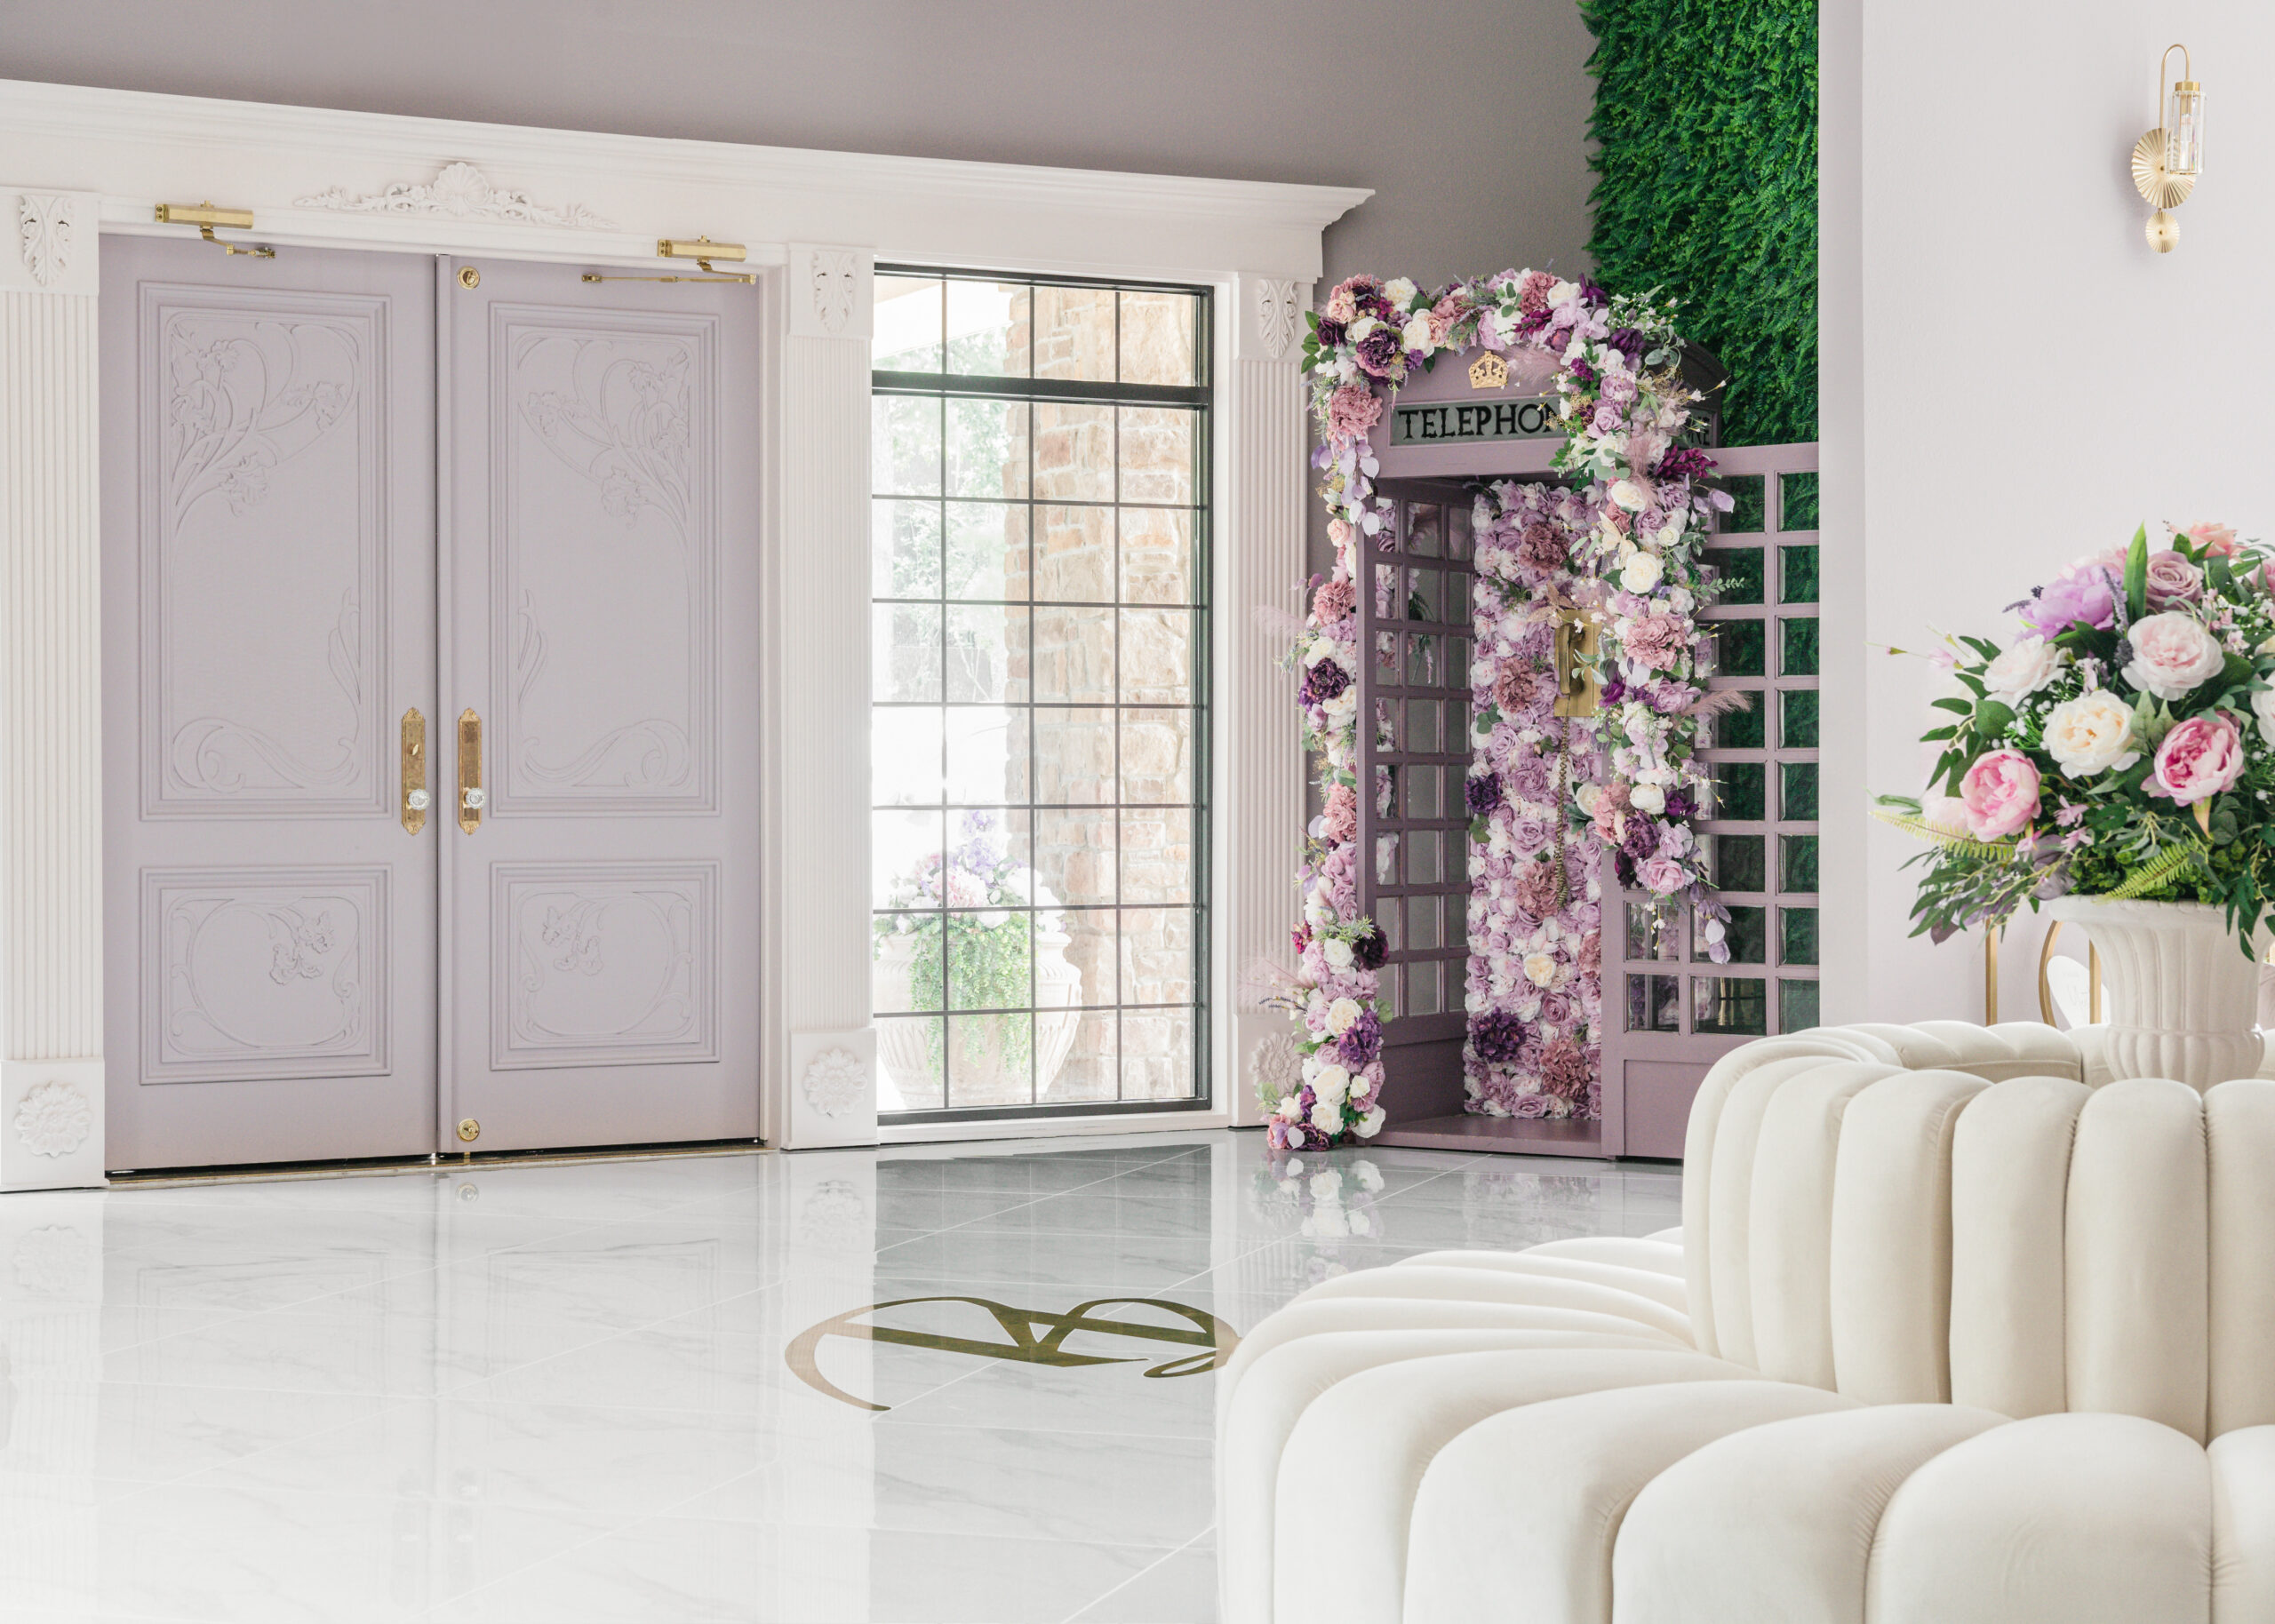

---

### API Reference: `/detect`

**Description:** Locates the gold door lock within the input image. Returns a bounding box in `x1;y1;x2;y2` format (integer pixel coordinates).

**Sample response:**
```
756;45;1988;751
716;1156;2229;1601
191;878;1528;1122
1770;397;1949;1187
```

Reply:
458;709;484;832
457;1118;481;1143
458;265;481;290
401;708;429;833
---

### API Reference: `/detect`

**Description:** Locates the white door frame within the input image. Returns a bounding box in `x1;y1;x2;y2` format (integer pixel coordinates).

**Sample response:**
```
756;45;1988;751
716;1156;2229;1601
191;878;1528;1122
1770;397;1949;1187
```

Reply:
0;77;1362;1185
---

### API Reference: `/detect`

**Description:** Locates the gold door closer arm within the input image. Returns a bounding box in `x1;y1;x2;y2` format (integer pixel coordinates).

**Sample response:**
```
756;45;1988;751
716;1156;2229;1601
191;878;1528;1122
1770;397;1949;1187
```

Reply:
155;202;275;259
582;235;756;284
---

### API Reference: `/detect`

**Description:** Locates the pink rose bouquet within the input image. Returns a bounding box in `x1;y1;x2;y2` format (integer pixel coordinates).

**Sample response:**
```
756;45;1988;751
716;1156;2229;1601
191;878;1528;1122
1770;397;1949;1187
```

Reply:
1883;522;2275;951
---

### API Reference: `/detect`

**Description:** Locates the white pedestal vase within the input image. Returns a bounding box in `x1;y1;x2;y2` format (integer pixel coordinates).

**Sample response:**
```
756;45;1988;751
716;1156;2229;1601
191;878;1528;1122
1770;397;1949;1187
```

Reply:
2041;896;2264;1090
872;925;1084;1108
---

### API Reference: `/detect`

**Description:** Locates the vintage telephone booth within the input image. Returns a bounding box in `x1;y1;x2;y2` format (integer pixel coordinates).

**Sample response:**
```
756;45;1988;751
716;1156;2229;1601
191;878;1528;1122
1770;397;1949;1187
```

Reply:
1349;343;1822;1158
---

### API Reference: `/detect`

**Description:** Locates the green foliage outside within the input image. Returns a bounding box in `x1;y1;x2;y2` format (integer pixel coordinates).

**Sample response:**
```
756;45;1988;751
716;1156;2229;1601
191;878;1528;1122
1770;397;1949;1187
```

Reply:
1581;0;1818;447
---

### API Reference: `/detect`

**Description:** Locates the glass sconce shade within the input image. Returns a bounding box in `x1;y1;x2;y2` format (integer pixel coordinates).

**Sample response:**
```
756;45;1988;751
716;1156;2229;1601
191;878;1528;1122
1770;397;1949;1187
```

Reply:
2167;82;2205;174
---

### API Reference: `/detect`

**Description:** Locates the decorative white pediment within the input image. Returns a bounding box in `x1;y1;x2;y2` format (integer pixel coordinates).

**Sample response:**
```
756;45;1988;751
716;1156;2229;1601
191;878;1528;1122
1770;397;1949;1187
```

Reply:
294;162;616;230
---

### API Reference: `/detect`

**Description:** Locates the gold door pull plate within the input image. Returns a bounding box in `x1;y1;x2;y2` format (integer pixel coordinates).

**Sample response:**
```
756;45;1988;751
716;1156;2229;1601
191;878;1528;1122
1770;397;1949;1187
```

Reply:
401;708;429;834
458;709;484;832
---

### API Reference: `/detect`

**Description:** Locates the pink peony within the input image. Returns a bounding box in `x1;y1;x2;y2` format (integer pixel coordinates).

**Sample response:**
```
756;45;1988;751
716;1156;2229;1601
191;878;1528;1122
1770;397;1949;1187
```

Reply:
1493;662;1546;713
1636;855;1688;896
1624;613;1688;671
2123;611;2226;701
1539;1038;1592;1101
1576;929;1602;975
1959;749;2042;839
1513;859;1566;919
2151;712;2246;805
1326;383;1382;442
1311;578;1356;625
1322;782;1358;844
1517;524;1569;573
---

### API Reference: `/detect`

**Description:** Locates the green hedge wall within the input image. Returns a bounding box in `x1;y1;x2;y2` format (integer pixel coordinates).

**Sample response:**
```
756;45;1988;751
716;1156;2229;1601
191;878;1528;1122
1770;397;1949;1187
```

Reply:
1581;0;1817;447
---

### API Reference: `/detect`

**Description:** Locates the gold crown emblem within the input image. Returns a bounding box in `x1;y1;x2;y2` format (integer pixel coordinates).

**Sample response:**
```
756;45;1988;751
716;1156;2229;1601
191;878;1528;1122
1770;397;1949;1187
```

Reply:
1467;352;1510;391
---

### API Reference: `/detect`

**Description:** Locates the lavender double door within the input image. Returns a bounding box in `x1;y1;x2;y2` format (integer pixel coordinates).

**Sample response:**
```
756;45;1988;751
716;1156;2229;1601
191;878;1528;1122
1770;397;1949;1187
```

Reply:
101;238;762;1169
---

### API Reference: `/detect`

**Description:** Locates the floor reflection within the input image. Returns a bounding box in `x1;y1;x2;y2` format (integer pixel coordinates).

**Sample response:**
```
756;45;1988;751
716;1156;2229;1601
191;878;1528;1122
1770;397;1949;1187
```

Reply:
0;1130;1679;1621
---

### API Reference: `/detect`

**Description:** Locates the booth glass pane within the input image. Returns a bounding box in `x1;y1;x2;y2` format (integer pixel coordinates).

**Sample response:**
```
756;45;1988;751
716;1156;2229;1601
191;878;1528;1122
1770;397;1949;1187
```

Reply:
1782;761;1819;821
1716;547;1766;605
1694;976;1768;1035
1782;544;1820;603
1712;835;1767;892
1627;900;1682;961
1628;975;1680;1032
1781;906;1819;966
1782;689;1820;748
1782;834;1820;893
1714;905;1768;964
1781;616;1820;677
1780;471;1821;530
1713;698;1767;751
1711;620;1767;679
1713;761;1766;821
1781;978;1823;1032
1721;476;1766;533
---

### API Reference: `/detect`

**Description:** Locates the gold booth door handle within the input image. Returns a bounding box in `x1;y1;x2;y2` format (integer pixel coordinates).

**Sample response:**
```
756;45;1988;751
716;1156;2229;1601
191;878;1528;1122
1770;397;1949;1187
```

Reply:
458;709;485;832
401;708;429;833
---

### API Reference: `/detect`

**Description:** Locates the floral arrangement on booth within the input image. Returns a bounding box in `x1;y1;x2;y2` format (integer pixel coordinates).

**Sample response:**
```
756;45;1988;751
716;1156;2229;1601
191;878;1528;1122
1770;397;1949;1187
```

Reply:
1881;522;2275;949
874;811;1063;1073
1273;268;1733;1144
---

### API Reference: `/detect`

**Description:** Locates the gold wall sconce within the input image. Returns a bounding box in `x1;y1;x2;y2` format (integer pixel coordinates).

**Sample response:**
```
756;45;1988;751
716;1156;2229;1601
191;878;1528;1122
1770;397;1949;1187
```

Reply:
155;202;275;258
2133;44;2205;252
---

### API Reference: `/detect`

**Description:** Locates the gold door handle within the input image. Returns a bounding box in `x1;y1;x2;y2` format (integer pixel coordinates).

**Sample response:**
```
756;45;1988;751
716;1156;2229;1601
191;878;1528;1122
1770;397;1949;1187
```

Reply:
458;708;485;832
401;708;429;833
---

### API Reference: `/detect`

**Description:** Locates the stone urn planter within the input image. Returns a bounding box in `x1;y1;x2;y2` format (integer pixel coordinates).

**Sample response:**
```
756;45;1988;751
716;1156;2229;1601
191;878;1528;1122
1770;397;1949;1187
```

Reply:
2041;896;2265;1090
873;923;1084;1107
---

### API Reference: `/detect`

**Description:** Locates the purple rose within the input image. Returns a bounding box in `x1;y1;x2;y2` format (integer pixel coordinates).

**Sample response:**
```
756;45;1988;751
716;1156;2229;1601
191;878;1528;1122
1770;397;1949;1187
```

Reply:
1510;1092;1552;1119
2016;568;2118;635
1350;923;1387;970
1606;327;1646;362
1663;789;1696;821
1621;819;1660;861
1656;446;1716;483
1471;1009;1527;1067
1355;329;1402;377
1337;1009;1383;1069
2144;549;2204;610
1298;660;1350;706
1316;316;1347;350
1591;401;1624;435
1465;772;1505;816
1508;815;1551;853
1539;991;1576;1028
1600;677;1628;705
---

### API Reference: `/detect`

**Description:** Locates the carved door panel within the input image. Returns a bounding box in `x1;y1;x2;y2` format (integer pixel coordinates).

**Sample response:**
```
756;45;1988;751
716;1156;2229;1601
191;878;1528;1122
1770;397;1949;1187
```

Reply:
442;259;761;1150
100;235;438;1169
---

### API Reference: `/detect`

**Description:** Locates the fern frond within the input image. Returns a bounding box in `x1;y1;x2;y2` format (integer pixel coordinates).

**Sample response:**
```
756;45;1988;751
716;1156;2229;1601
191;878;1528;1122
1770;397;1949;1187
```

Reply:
1869;805;2020;862
2104;840;2211;901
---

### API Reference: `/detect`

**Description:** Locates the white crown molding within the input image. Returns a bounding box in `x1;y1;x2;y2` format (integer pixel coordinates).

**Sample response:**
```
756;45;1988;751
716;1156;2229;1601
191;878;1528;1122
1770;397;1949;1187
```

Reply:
0;78;1369;280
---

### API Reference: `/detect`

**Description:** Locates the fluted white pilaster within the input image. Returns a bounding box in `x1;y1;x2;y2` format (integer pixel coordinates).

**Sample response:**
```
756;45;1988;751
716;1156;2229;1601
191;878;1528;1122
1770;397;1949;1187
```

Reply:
1221;275;1313;1126
0;187;104;1190
770;245;878;1149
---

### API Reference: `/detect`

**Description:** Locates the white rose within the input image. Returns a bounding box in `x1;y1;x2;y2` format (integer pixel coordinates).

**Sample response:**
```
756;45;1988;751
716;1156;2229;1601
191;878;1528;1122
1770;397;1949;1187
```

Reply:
1548;278;1579;304
1313;1064;1351;1104
1608;478;1650;512
1309;1100;1341;1134
1400;314;1433;352
1326;997;1362;1036
1619;552;1664;594
1323;936;1355;971
1355;1105;1386;1139
1385;277;1418;305
1524;952;1560;988
2255;689;2275;747
1921;794;1974;836
1348;315;1379;340
1982;635;2066;705
1354;1161;1385;1192
1629;783;1666;815
1273;1092;1305;1120
2040;689;2140;776
1308;1170;1343;1200
2123;611;2226;701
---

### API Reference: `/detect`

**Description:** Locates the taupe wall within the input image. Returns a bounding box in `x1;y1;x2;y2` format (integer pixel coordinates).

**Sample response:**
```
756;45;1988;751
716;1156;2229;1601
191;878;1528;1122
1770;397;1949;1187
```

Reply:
0;0;1599;289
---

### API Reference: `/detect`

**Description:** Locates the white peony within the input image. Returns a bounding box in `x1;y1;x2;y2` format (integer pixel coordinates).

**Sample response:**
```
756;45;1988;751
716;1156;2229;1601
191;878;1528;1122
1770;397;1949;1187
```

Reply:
1400;314;1433;352
1355;1105;1386;1138
2040;689;2140;777
1385;277;1418;305
1548;278;1579;304
1524;952;1560;988
2255;688;2275;747
1982;635;2066;705
2123;612;2226;701
1326;997;1362;1036
1309;1100;1341;1134
1322;936;1355;971
1273;1092;1305;1120
1620;551;1664;593
1313;1064;1351;1104
1921;794;1974;836
1629;783;1666;815
1608;478;1651;512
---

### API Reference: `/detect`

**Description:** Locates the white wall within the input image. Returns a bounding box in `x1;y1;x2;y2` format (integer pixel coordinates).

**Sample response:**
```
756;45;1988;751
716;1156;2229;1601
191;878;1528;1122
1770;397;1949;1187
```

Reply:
1823;3;2275;1023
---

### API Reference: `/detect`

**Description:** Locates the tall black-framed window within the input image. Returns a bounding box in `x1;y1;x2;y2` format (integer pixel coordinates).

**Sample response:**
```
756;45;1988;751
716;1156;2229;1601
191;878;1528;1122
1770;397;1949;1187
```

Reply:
868;267;1213;1122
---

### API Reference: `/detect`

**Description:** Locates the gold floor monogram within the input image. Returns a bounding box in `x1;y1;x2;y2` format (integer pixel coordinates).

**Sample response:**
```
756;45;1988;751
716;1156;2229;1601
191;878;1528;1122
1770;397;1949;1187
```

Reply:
785;1294;1241;1412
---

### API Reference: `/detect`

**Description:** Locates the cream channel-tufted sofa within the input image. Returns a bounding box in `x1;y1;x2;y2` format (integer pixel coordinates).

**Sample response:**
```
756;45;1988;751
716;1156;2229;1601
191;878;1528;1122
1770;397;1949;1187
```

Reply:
1217;1021;2275;1623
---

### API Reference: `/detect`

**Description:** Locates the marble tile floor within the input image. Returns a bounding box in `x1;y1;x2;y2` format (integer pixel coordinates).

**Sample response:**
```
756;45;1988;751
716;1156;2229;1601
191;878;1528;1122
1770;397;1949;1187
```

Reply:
0;1129;1682;1622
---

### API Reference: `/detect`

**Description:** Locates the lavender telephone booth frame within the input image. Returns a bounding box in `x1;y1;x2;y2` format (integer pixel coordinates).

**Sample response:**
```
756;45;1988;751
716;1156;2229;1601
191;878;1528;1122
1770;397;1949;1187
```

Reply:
1354;344;1806;1158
